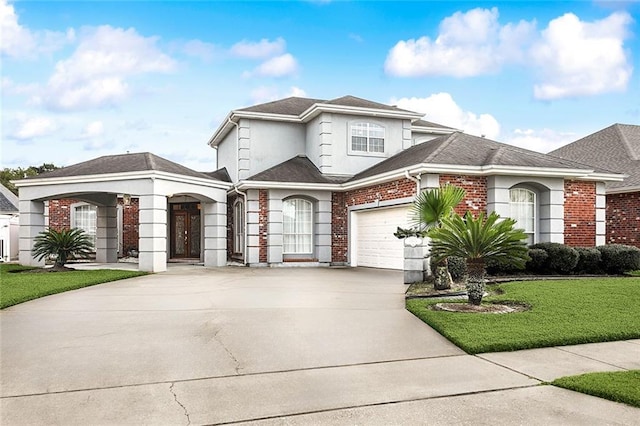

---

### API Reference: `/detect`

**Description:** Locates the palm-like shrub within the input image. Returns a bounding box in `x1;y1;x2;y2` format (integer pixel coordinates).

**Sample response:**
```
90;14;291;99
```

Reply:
411;185;466;289
429;211;529;305
32;228;94;270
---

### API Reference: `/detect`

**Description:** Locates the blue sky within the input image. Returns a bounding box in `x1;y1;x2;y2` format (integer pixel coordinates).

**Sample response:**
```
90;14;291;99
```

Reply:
2;0;639;171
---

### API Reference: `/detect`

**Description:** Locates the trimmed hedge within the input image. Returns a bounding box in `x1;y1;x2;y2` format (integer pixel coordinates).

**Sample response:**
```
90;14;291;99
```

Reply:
575;247;602;274
529;242;579;274
597;244;640;274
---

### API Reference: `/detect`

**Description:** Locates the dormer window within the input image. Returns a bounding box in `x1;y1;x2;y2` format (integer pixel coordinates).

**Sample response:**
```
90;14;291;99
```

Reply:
351;122;385;154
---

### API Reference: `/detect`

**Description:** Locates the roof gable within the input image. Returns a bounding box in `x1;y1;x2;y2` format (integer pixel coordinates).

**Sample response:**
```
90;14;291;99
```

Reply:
0;184;19;214
248;156;349;184
550;123;640;191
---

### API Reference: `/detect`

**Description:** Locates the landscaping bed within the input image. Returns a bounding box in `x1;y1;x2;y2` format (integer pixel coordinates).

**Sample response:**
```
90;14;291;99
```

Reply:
406;277;640;354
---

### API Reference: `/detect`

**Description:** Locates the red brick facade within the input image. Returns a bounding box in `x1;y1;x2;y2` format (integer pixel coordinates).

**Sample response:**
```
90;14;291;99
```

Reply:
563;180;596;247
607;191;640;248
331;178;418;263
331;192;348;263
258;189;268;263
47;197;139;254
439;175;487;216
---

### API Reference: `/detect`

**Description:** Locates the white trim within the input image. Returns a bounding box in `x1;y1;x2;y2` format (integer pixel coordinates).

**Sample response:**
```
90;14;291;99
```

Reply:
411;125;458;134
606;186;640;194
13;170;233;190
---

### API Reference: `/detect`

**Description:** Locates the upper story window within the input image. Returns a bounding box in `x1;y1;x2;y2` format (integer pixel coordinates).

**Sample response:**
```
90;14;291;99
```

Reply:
350;122;385;154
509;188;536;245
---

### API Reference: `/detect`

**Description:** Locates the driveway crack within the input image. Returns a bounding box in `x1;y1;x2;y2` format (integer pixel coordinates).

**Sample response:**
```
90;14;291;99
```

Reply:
214;329;243;374
169;383;191;425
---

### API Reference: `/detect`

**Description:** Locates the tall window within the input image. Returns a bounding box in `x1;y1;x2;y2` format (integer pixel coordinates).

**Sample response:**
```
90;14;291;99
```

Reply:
73;204;97;247
283;198;313;254
233;200;244;255
351;122;385;153
510;188;535;245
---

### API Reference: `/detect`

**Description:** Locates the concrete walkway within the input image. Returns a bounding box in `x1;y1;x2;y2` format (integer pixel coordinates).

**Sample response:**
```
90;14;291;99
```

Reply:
1;266;638;425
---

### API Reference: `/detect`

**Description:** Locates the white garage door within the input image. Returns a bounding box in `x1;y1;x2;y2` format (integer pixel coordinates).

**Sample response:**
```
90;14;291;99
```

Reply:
353;205;411;270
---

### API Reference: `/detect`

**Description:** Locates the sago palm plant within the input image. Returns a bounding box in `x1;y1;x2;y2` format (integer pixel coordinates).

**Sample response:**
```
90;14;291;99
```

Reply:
429;211;529;305
410;185;466;289
32;228;94;271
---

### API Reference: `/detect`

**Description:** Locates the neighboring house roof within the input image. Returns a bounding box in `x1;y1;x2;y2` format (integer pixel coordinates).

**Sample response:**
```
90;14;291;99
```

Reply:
248;156;350;184
0;184;19;214
208;95;454;147
412;119;456;131
352;132;607;181
549;123;640;193
25;152;221;181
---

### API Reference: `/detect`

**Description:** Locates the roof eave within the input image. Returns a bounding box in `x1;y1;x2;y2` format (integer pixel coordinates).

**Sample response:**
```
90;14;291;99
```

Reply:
235;180;340;191
13;171;233;190
606;185;640;194
300;103;424;122
411;126;458;134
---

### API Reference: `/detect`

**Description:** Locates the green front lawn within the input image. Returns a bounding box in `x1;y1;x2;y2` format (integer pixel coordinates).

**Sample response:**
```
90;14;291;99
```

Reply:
1;264;147;309
552;370;640;408
406;277;640;354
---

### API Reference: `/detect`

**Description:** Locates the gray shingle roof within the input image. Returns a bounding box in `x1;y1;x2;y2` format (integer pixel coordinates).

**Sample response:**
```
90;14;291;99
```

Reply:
248;156;350;184
237;95;418;116
28;152;220;181
550;124;640;191
203;168;232;183
413;119;455;130
0;184;19;214
352;132;601;181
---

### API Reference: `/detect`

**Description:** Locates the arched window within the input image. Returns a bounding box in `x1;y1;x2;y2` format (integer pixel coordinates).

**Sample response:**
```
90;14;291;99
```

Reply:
509;188;536;245
350;122;385;153
72;203;97;247
283;198;313;254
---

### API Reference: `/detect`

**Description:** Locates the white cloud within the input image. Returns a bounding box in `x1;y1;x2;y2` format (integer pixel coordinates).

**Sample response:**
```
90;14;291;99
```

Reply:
391;93;500;139
81;121;104;138
250;86;307;104
385;8;535;77
1;77;38;95
182;39;216;61
10;115;58;140
506;128;578;153
531;12;633;100
230;37;286;59
251;53;298;77
37;25;176;111
0;0;73;58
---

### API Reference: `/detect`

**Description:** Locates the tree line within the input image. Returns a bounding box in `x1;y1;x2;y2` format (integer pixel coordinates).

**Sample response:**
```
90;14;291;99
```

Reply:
0;164;59;195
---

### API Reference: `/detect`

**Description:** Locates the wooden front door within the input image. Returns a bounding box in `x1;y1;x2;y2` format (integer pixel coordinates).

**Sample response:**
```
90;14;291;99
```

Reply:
170;203;201;259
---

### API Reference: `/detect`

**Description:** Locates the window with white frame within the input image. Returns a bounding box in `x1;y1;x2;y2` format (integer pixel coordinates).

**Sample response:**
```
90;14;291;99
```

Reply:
283;198;313;254
509;188;536;245
350;122;385;154
72;204;97;247
233;199;244;255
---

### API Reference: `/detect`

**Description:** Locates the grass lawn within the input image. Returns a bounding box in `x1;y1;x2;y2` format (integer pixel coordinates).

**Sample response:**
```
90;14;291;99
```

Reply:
552;370;640;408
1;263;147;309
406;277;640;354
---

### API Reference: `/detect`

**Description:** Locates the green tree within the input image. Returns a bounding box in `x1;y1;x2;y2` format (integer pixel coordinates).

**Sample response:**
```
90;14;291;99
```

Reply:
32;228;94;271
0;163;59;195
429;211;529;305
410;185;466;289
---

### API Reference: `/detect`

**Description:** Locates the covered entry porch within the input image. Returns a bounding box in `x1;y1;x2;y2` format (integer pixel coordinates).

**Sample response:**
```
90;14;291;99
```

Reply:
14;153;231;272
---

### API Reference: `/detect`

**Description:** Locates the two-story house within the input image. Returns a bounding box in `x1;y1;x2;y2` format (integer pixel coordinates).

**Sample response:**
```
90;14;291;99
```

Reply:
15;95;623;272
210;96;622;269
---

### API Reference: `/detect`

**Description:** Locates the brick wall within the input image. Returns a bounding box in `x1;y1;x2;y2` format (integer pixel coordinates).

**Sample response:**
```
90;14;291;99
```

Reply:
331;178;417;263
121;198;139;253
564;180;596;247
439;175;487;216
331;192;348;263
607;191;640;248
259;189;268;263
47;197;139;254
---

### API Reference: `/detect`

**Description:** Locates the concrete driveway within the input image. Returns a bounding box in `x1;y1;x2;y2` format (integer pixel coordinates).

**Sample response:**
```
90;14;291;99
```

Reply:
1;266;638;425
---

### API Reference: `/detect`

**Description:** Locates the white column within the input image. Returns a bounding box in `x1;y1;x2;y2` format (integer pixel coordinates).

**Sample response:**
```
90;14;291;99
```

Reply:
138;194;167;272
96;196;118;263
267;196;283;264
203;201;227;267
18;200;45;267
245;189;261;265
595;182;606;246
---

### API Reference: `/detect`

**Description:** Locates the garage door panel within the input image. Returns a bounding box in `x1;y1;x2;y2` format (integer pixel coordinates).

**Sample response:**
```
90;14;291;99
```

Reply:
354;206;411;270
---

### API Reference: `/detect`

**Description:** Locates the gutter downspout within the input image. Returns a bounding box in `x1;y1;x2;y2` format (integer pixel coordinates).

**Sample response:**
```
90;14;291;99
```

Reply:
405;170;421;195
228;118;248;265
